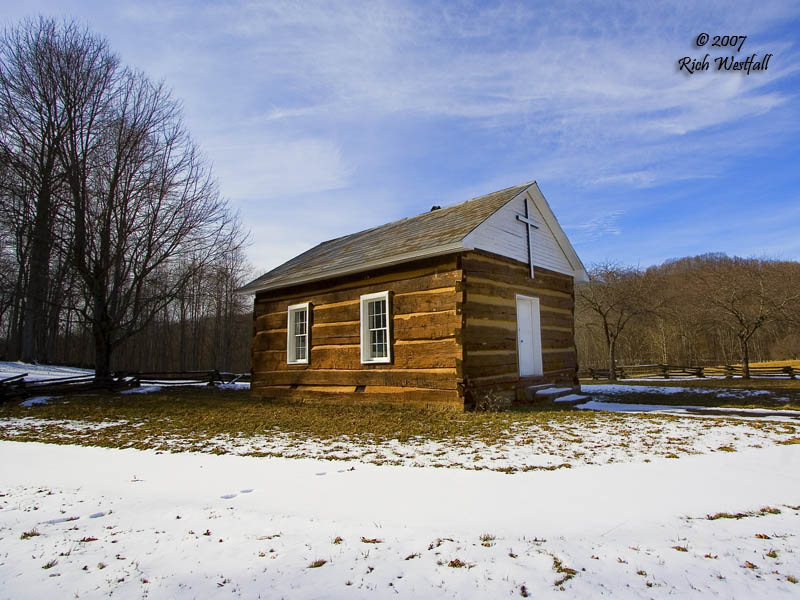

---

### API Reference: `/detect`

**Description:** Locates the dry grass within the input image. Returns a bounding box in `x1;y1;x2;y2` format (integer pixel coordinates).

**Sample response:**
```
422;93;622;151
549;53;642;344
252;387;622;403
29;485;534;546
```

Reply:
0;387;618;451
750;360;800;368
1;385;797;466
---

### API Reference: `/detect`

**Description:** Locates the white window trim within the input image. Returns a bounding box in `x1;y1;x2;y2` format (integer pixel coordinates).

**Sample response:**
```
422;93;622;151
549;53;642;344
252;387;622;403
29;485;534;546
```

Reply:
286;302;310;365
360;291;391;364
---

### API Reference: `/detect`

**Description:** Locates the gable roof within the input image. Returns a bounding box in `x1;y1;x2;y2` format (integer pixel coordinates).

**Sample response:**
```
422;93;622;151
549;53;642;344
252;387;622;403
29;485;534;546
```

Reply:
239;181;586;294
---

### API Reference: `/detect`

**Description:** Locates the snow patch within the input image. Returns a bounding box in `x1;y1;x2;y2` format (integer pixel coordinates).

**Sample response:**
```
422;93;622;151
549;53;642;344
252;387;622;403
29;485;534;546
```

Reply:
1;441;798;598
121;385;163;395
20;396;55;407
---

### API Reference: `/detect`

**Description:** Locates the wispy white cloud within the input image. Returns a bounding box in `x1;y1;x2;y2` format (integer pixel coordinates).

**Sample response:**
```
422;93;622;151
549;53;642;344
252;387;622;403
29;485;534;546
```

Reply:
7;0;798;269
565;211;625;244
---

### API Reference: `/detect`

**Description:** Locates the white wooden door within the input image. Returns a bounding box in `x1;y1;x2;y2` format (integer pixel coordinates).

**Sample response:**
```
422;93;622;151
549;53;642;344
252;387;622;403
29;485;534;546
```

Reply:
516;295;543;377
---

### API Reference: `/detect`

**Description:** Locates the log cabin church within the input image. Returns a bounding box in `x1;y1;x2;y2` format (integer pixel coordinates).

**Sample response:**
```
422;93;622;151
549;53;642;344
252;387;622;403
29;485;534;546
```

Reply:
239;181;588;410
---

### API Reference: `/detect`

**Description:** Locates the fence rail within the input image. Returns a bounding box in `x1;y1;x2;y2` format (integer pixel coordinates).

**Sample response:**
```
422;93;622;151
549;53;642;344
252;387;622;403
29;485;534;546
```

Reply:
582;364;797;381
0;369;250;401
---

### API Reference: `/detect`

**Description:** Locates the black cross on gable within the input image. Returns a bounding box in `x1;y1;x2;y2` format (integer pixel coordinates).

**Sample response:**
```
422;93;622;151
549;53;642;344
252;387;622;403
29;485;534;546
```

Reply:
516;196;538;278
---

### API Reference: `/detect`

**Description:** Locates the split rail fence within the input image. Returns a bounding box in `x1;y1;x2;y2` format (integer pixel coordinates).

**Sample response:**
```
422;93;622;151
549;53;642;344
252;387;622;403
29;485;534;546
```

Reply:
0;370;250;402
584;364;797;381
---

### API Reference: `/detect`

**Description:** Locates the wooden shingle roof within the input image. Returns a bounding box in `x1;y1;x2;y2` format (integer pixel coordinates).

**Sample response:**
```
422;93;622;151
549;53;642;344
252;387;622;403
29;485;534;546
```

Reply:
239;182;533;294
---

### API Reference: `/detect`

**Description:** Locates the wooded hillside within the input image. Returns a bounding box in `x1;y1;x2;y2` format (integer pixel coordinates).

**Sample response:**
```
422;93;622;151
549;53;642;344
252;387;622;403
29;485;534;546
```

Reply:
576;254;800;376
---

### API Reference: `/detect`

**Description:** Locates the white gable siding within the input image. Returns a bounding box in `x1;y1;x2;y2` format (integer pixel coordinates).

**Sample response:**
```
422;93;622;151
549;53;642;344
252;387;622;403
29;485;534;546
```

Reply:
462;191;575;276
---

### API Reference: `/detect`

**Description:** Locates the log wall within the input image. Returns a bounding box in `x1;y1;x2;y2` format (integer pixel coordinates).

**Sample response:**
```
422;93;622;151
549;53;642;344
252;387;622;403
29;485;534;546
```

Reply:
460;250;578;406
251;255;464;409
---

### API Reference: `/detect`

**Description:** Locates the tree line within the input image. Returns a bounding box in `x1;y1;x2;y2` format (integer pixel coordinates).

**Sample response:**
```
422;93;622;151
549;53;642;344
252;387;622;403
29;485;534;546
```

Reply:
0;18;252;379
576;254;800;379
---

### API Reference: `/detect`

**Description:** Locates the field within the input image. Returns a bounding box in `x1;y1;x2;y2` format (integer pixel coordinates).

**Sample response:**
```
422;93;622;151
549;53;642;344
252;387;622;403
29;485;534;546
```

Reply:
1;376;799;598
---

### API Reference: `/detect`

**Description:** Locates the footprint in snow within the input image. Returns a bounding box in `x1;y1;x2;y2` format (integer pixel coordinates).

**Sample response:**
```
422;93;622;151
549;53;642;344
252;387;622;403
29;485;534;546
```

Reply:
220;493;237;499
315;472;326;476
240;489;253;494
89;512;107;519
44;516;80;524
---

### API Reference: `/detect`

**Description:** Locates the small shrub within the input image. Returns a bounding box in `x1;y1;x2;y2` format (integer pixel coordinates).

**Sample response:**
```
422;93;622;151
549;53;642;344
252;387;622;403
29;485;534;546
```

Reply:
447;558;472;568
308;559;327;568
332;536;343;545
742;561;758;569
673;545;688;552
474;389;512;412
20;529;40;540
360;537;382;544
552;556;577;586
42;559;58;569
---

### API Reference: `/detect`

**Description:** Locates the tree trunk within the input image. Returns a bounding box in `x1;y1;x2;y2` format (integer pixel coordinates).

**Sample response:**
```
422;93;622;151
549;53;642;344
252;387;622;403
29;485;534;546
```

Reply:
93;330;112;383
22;187;52;363
741;336;751;379
92;291;113;383
608;339;618;382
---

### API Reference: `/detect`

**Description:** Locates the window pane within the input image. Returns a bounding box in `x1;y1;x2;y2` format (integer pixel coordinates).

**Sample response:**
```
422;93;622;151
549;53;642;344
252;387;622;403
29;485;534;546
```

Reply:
289;307;308;362
363;296;389;360
370;329;387;357
294;310;307;335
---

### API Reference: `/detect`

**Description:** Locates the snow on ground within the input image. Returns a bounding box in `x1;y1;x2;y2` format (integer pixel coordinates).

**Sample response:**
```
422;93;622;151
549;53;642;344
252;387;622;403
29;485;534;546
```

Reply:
0;361;250;392
120;385;163;395
0;361;92;381
0;441;798;599
1;407;798;472
582;383;776;397
19;396;54;407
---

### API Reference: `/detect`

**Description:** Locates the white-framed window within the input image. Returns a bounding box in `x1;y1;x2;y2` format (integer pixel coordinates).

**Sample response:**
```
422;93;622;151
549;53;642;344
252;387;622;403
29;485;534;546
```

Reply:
360;291;391;363
286;302;310;364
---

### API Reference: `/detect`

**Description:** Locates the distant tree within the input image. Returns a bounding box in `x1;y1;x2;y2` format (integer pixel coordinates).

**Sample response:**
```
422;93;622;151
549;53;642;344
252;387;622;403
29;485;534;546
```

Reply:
0;17;247;379
688;257;800;378
576;263;665;381
59;67;243;380
0;18;73;362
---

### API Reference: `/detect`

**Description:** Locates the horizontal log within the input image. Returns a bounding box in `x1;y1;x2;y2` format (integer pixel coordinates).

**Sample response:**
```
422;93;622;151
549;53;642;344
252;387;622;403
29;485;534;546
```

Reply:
254;368;459;390
464;363;519;379
467;275;572;299
309;290;458;325
463;292;573;314
465;372;519;387
462;253;573;292
252;386;463;409
254;338;460;371
395;290;460;314
393;311;460;339
254;264;461;314
465;353;517;370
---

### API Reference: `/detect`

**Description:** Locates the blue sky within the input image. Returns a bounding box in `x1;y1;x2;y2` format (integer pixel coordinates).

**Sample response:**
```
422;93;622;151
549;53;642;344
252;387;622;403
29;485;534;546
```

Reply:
4;1;800;275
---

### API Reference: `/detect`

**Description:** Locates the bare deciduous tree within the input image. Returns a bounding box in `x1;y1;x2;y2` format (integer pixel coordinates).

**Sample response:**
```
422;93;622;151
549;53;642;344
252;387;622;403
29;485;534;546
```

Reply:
0;17;71;362
688;257;800;378
1;17;249;379
577;263;665;381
